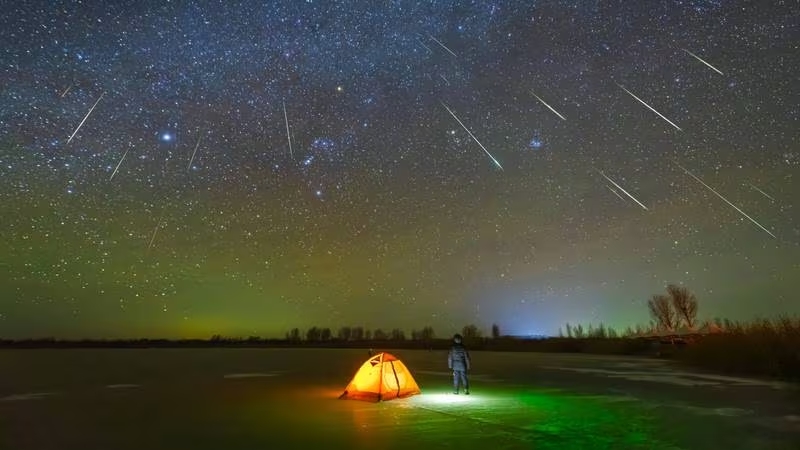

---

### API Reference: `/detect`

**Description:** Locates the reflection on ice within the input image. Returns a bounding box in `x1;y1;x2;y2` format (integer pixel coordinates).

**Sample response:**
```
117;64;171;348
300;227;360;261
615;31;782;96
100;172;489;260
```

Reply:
413;393;477;406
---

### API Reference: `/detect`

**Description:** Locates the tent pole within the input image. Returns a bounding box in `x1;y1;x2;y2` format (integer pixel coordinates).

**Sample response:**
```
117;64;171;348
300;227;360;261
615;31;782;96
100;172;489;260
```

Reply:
389;361;401;398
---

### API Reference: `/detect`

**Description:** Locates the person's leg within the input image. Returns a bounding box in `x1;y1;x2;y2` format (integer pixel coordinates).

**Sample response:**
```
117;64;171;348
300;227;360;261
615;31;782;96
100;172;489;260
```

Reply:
462;371;470;394
453;370;459;394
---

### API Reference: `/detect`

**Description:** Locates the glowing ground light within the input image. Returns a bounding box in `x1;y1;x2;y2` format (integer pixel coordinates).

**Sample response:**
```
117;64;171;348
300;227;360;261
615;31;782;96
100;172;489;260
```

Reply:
418;393;479;405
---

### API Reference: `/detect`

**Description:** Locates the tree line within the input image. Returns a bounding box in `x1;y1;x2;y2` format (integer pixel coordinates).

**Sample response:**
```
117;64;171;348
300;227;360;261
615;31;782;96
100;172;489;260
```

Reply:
290;283;701;344
282;323;502;343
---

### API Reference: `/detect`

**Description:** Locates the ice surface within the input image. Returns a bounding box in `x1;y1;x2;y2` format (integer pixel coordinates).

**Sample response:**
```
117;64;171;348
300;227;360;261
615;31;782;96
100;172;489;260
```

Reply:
0;348;797;450
223;373;280;379
0;392;55;402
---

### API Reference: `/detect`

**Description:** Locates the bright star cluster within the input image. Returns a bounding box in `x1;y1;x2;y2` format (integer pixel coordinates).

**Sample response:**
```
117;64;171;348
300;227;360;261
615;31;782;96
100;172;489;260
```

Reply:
0;1;797;339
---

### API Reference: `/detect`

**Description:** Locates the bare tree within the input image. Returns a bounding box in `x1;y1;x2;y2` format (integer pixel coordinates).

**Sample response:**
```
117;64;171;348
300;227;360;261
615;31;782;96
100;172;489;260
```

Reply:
565;323;573;338
390;328;405;341
411;327;434;341
623;326;635;337
320;327;332;341
306;327;321;342
462;324;481;341
648;294;677;331
337;326;352;341
667;284;698;330
285;328;302;342
491;323;501;339
350;326;364;341
372;328;388;340
588;323;608;339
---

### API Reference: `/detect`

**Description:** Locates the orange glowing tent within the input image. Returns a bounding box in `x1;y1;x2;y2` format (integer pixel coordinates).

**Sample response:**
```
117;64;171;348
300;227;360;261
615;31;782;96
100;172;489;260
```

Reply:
339;352;421;402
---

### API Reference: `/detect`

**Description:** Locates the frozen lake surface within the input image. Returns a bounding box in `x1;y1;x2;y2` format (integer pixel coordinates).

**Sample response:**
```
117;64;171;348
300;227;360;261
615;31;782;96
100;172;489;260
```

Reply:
1;348;797;449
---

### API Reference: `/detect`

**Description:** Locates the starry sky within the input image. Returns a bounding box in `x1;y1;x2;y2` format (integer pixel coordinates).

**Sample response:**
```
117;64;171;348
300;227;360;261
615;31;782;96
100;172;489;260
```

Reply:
1;0;798;339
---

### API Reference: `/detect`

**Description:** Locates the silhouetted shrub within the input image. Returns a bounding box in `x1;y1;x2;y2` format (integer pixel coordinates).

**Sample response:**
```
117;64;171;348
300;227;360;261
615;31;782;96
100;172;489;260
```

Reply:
674;316;800;380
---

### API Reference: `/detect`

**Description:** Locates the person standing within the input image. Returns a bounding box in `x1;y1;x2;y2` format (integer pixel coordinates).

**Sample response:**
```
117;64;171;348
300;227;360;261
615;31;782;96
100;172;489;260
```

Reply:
448;333;471;394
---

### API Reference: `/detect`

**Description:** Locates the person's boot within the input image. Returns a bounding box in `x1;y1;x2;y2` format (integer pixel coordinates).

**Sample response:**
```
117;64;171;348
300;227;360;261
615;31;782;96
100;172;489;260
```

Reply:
464;389;470;395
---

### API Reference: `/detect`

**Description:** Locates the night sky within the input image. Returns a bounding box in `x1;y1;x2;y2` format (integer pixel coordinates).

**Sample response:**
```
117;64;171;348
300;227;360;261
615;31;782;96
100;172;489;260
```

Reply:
1;1;798;339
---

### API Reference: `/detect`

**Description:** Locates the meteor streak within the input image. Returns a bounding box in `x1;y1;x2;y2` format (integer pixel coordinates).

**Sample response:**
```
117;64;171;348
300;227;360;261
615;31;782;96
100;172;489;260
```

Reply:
597;170;649;211
441;102;503;170
530;91;567;121
747;183;775;202
109;149;128;181
67;92;105;144
606;185;626;203
416;38;433;53
148;221;162;250
282;102;293;158
616;84;682;131
187;136;201;171
428;35;458;57
674;161;776;239
682;48;724;75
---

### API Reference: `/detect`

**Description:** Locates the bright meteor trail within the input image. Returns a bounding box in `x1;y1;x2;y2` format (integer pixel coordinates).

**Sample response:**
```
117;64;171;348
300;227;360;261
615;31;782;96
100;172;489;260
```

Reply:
597;170;649;211
282;102;293;159
673;161;776;239
616;84;682;131
682;48;724;75
109;149;128;181
530;91;567;121
428;34;458;57
441;102;503;171
66;92;105;144
187;136;201;172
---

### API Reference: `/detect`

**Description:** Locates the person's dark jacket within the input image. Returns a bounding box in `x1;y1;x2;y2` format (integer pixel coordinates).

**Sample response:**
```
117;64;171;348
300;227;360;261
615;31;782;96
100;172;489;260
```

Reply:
448;343;471;371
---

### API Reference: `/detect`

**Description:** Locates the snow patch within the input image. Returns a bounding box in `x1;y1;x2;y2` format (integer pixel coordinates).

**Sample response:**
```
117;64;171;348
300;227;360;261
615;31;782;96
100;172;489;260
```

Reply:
752;415;800;433
546;367;721;386
583;395;639;403
545;366;791;389
618;374;720;387
415;371;504;382
666;371;793;390
223;373;280;379
682;405;752;417
1;392;55;402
